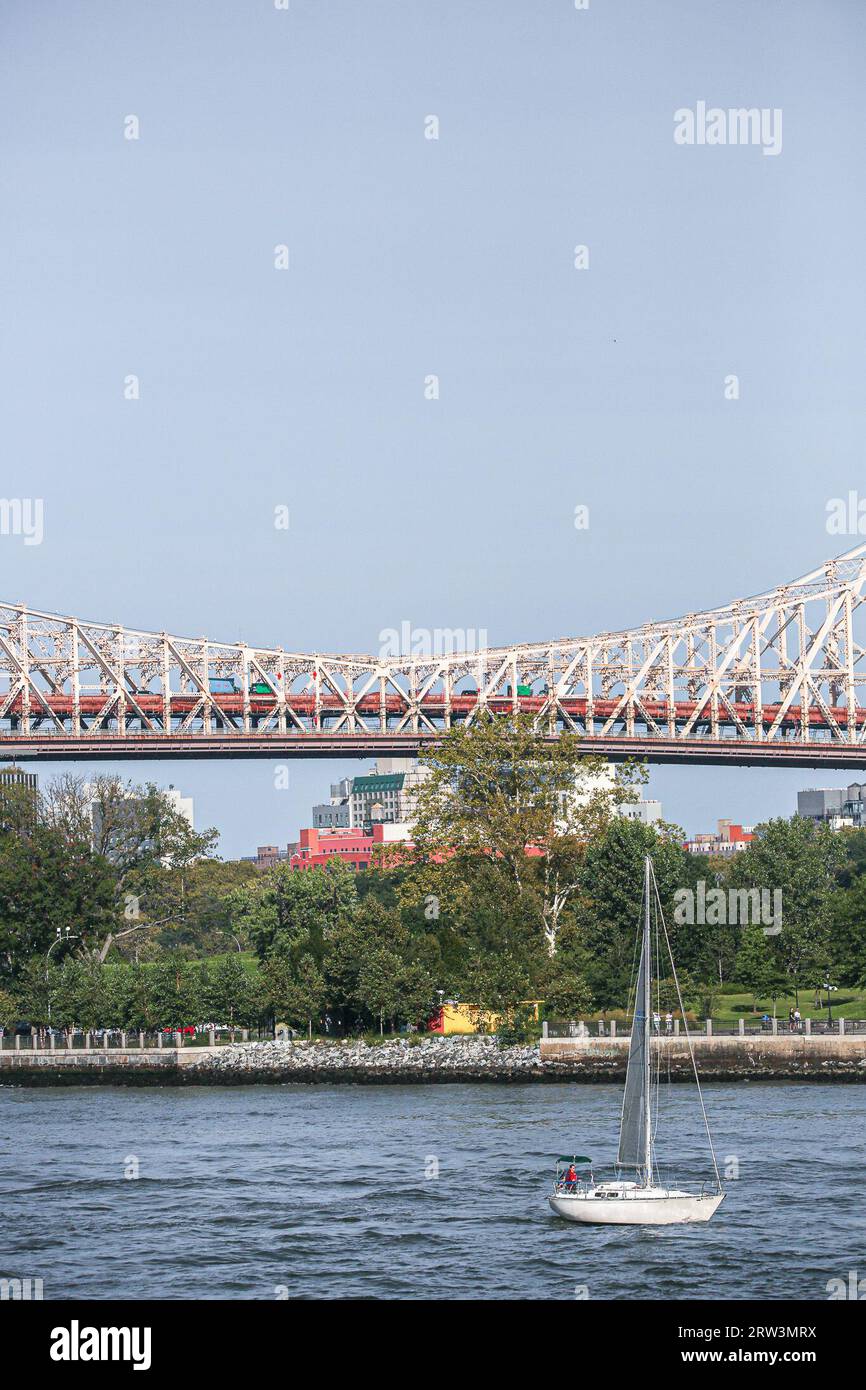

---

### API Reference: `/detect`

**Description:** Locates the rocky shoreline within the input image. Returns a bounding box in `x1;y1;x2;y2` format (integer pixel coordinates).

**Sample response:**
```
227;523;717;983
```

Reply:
186;1035;547;1083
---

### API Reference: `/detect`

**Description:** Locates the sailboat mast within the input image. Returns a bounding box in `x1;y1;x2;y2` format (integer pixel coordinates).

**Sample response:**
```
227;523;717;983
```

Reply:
643;855;652;1183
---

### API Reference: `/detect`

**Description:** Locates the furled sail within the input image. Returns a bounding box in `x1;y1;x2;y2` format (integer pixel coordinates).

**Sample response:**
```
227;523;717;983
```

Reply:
617;869;651;1173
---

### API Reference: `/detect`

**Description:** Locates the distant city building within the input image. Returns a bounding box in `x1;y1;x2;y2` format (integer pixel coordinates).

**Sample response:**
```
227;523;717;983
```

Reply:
163;785;194;829
618;797;662;826
798;784;866;830
89;781;194;863
559;764;662;827
255;845;283;870
88;782;193;835
347;758;430;830
310;758;431;839
0;766;38;793
684;819;754;856
253;843;299;871
558;763;617;821
349;773;405;826
312;777;351;830
260;759;663;871
290;822;408;872
0;765;39;832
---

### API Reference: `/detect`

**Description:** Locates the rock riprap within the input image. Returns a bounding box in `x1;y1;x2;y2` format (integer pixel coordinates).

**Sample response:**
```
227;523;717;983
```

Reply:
189;1035;543;1079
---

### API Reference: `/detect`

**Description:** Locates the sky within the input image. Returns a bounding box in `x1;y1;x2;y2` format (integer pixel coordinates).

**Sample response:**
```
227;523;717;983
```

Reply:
1;0;865;856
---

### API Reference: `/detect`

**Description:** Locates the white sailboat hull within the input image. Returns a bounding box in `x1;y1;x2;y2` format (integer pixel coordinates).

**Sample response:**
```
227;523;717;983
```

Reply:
549;1187;724;1226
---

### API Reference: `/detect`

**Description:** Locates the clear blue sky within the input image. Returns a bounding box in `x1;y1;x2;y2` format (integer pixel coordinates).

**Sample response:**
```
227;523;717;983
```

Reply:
1;0;864;855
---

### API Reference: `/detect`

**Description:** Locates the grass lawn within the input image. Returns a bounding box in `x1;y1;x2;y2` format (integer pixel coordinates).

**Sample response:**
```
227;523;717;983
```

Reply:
713;988;866;1022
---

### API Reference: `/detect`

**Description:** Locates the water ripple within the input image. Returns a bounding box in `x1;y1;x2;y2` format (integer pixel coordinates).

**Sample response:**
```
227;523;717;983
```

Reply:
1;1081;863;1300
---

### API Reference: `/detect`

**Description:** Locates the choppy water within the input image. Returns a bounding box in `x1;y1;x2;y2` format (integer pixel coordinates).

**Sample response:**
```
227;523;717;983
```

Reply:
1;1082;863;1300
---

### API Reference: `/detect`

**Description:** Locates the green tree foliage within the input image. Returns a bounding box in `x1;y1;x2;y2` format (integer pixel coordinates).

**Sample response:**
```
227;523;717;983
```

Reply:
149;859;258;956
206;955;262;1029
538;965;593;1019
402;714;642;956
321;898;437;1032
0;985;18;1027
727;817;846;1003
261;953;325;1032
828;874;866;987
735;923;788;1012
575;817;689;1009
232;861;358;960
6;735;866;1033
0;823;115;980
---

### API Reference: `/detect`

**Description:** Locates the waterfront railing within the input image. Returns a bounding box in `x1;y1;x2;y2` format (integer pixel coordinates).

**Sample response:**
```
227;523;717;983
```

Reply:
544;1017;866;1039
0;1027;258;1051
3;1019;866;1051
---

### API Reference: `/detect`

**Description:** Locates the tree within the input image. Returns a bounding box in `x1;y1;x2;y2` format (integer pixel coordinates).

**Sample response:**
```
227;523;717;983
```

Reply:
138;959;197;1030
577;817;690;1008
402;714;642;956
736;924;787;1013
149;859;258;956
56;958;111;1030
13;958;53;1025
0;986;17;1028
322;898;436;1033
261;954;325;1034
728;818;845;1004
232;861;358;961
356;946;406;1034
538;963;593;1019
206;955;261;1032
44;774;216;878
825;873;866;987
0;824;115;980
89;778;220;962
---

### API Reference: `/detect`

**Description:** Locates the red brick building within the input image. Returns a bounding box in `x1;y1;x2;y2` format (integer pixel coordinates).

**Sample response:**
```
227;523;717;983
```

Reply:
289;822;401;872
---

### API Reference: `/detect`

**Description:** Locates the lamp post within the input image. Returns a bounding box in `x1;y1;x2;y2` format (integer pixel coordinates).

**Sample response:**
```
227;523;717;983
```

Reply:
823;973;838;1025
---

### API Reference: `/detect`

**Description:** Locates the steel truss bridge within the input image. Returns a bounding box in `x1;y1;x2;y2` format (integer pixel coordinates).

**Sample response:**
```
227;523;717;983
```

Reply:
5;546;866;767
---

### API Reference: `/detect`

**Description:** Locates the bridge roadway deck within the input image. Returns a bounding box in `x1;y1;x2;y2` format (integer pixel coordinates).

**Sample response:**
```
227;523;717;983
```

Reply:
3;732;866;766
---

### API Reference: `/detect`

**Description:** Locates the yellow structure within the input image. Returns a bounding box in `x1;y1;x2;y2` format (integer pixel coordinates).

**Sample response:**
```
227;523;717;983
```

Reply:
432;1001;542;1035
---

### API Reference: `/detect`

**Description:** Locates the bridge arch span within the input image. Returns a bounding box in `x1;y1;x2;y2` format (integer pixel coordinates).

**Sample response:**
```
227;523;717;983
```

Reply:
3;545;866;766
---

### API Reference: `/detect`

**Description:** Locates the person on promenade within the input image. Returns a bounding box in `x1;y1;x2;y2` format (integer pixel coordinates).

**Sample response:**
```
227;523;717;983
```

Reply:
652;1010;661;1032
788;1007;796;1032
793;1007;801;1032
665;1011;673;1035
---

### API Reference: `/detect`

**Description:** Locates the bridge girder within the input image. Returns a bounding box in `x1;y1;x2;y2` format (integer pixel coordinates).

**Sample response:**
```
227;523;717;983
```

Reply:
3;544;866;764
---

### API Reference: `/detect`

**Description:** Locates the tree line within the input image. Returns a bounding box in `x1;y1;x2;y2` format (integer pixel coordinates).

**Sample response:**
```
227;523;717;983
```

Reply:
0;724;864;1034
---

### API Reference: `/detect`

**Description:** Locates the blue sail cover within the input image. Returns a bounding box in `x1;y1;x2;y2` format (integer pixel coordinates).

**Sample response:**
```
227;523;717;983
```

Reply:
618;929;649;1170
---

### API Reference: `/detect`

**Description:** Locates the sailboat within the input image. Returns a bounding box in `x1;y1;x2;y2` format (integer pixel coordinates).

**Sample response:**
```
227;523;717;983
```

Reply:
549;855;725;1226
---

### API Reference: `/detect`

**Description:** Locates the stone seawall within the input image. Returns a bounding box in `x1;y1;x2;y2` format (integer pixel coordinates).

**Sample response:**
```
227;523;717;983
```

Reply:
1;1033;865;1084
540;1034;866;1080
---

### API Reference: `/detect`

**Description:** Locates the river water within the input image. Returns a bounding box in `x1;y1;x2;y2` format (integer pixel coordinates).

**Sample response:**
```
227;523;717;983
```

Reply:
1;1082;863;1300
